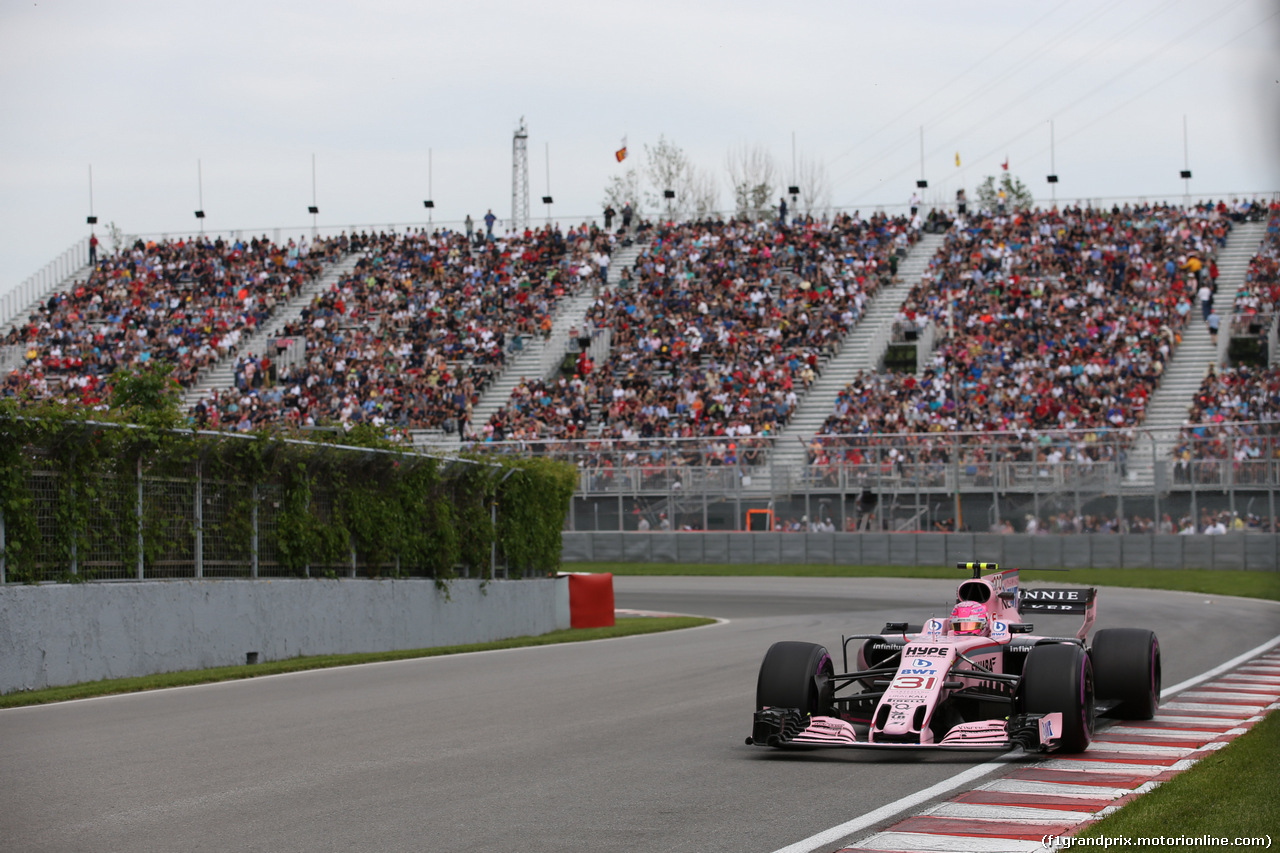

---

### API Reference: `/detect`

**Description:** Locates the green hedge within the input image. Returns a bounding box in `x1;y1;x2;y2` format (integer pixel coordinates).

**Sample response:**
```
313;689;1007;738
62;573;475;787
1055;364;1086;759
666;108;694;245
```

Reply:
0;403;574;582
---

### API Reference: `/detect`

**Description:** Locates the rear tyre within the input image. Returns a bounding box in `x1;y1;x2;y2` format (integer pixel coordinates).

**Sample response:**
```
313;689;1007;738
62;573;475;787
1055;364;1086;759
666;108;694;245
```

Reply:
1092;629;1161;720
756;641;834;716
1017;642;1094;753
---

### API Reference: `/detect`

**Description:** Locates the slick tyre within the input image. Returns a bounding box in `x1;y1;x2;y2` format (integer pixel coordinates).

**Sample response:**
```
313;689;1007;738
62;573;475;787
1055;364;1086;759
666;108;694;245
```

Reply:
1018;642;1095;753
1092;628;1161;720
756;641;834;716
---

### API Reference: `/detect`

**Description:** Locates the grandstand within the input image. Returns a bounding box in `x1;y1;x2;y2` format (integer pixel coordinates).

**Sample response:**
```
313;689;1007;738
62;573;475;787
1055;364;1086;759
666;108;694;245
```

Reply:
3;197;1277;536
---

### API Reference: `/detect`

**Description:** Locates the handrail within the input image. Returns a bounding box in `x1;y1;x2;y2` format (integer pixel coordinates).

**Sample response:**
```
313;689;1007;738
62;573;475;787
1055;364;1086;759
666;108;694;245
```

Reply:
1;236;91;331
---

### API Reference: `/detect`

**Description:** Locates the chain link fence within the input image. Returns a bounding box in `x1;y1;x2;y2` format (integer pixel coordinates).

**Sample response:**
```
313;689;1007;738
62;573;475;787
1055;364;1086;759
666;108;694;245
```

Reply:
0;429;512;584
455;425;1280;534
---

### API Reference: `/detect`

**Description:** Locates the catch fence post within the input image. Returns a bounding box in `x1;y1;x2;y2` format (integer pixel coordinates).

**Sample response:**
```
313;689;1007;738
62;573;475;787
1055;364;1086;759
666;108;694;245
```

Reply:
1228;435;1236;520
136;455;144;579
251;483;259;579
1151;432;1160;535
1114;433;1123;527
194;456;203;578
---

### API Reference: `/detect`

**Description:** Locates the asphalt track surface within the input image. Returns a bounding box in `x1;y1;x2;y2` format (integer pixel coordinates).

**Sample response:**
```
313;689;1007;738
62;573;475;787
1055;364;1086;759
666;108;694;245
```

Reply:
2;576;1277;853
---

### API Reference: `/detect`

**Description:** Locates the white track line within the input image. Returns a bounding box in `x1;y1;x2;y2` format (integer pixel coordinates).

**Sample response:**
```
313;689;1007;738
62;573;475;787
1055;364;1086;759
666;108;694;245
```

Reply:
1082;741;1196;756
1099;725;1222;739
766;633;1280;853
764;757;1020;853
856;831;1046;852
979;779;1134;799
925;802;1095;822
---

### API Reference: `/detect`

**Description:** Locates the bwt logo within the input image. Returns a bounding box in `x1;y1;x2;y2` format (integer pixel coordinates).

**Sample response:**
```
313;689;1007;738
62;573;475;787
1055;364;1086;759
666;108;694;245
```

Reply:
913;659;934;667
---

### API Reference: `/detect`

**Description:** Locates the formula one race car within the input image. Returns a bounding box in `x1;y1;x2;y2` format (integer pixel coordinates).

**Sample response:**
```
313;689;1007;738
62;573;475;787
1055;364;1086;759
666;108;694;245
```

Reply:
747;563;1161;754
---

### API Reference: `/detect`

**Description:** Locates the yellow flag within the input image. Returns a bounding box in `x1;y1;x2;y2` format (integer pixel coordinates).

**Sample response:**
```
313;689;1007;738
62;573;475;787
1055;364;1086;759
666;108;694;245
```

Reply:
955;152;961;167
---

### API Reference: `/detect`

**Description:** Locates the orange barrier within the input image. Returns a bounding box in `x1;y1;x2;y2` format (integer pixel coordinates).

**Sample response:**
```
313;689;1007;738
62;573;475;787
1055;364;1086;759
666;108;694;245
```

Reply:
566;572;615;628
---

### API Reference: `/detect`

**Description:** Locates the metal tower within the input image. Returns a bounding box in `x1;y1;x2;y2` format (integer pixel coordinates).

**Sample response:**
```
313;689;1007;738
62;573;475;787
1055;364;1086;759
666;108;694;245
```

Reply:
511;118;530;234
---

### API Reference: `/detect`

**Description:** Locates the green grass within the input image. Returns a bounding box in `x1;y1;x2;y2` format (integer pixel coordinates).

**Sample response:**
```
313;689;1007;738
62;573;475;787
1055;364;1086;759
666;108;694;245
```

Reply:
577;563;1280;601
0;616;714;709
1072;711;1279;851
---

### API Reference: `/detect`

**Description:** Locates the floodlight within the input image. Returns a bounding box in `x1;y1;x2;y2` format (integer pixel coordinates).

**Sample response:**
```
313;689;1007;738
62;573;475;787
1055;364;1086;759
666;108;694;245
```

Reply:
916;180;928;188
86;216;98;225
1046;175;1059;184
788;185;800;195
663;189;675;199
423;200;435;209
1180;170;1192;179
308;206;319;214
195;210;206;219
541;196;553;204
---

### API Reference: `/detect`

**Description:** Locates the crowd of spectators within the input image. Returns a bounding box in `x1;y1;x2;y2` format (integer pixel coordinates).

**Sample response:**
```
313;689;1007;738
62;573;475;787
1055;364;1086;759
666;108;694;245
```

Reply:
5;195;1277;504
1227;212;1279;340
1169;364;1279;480
194;223;612;432
809;201;1237;474
1005;508;1279;534
1169;211;1280;471
2;234;340;406
470;211;918;445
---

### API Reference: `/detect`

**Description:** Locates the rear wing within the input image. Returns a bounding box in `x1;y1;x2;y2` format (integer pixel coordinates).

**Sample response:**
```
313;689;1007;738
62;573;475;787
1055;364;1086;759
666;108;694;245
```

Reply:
1019;587;1097;639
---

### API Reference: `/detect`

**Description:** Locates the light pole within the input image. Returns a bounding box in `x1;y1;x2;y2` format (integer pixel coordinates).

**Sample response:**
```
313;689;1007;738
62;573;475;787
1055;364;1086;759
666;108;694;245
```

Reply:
308;153;319;237
1046;120;1058;205
195;159;206;232
1180;115;1193;207
423;147;434;227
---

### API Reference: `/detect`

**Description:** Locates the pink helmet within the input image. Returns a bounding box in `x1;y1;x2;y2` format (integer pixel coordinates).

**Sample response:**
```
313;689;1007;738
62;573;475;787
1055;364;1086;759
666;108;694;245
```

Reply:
950;601;989;636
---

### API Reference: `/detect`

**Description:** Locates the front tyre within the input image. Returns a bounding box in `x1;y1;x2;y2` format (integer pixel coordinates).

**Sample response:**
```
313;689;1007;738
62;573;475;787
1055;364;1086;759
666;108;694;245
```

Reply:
1018;642;1095;753
756;641;834;716
1092;629;1161;720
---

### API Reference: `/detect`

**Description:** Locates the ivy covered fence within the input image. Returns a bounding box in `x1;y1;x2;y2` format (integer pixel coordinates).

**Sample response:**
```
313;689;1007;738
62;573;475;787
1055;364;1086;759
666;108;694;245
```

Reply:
0;408;576;584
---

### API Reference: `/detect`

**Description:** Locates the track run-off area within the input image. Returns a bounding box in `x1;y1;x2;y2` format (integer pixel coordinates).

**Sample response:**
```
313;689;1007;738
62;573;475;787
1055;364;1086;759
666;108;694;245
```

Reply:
2;576;1277;853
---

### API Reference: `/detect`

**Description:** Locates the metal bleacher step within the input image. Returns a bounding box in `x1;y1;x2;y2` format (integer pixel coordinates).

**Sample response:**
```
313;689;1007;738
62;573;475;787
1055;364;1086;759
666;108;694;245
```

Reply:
182;253;362;408
760;231;946;482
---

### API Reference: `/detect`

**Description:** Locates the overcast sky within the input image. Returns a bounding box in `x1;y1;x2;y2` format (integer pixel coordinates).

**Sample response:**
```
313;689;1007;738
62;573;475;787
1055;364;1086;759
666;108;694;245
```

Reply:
1;0;1277;297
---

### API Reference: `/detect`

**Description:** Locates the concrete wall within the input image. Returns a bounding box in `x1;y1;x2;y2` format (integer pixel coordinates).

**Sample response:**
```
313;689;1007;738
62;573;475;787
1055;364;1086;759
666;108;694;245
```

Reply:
561;532;1280;571
0;578;571;694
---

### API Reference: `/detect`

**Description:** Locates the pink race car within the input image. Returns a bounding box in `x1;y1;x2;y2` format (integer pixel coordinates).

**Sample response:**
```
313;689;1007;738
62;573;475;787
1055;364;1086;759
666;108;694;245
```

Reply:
747;562;1161;753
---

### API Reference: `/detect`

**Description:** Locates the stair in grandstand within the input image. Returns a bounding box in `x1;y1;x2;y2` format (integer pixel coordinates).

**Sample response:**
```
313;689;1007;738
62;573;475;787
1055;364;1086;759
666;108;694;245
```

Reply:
411;234;647;449
1123;219;1268;492
1;248;99;382
182;252;363;409
753;231;947;491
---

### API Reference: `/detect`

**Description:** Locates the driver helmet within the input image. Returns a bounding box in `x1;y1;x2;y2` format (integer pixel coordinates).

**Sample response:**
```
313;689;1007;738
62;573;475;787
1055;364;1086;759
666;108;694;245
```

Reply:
950;601;989;636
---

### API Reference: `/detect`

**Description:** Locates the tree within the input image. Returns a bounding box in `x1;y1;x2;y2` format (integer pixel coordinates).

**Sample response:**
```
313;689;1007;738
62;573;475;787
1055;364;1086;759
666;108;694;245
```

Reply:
106;221;134;255
687;165;720;220
795;154;833;220
654;137;723;221
602;168;642;219
975;173;1034;213
726;143;778;221
108;362;184;428
642;135;690;219
602;136;721;223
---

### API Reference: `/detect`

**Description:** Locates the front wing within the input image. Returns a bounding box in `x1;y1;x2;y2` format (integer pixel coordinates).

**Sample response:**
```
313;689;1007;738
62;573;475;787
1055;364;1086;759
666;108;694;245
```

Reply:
748;709;1065;752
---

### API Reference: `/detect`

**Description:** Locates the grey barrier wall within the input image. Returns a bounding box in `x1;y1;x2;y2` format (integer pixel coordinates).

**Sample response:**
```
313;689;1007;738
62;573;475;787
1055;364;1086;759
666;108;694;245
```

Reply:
561;532;1280;571
0;578;571;694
